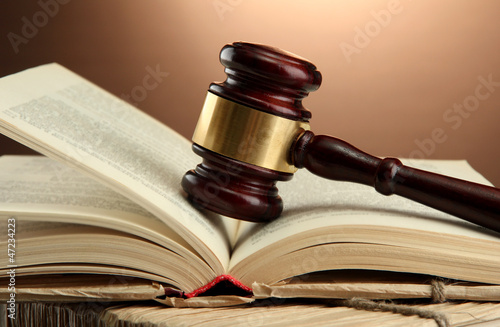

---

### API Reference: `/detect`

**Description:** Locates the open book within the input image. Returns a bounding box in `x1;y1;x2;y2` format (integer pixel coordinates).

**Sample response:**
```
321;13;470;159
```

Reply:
1;64;500;307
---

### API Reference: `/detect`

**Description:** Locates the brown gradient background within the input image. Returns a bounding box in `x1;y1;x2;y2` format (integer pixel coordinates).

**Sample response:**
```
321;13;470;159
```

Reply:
1;0;499;186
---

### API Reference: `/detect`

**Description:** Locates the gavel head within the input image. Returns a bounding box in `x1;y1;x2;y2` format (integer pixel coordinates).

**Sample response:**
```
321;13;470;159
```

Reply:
181;42;322;222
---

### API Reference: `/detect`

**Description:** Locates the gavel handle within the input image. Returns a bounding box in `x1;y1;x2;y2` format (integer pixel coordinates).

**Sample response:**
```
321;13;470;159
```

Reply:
293;131;500;232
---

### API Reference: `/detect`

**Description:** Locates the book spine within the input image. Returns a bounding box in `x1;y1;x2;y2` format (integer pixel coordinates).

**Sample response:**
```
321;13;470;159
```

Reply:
183;275;252;298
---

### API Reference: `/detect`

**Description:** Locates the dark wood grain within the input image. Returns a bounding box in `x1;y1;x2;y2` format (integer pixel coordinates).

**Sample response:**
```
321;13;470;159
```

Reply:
209;42;321;121
182;144;292;222
293;131;500;232
182;42;319;221
182;41;500;232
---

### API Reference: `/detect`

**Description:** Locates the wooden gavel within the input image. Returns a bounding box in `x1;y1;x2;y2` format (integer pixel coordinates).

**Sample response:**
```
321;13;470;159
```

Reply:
181;41;500;232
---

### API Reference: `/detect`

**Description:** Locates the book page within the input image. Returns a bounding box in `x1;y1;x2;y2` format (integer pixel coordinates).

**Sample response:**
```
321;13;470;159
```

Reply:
252;270;500;301
0;220;213;291
0;274;165;302
0;64;233;273
0;155;201;263
229;159;500;269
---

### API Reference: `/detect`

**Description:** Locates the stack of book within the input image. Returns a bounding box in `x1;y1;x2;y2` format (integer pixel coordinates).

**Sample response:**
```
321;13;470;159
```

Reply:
1;64;499;325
